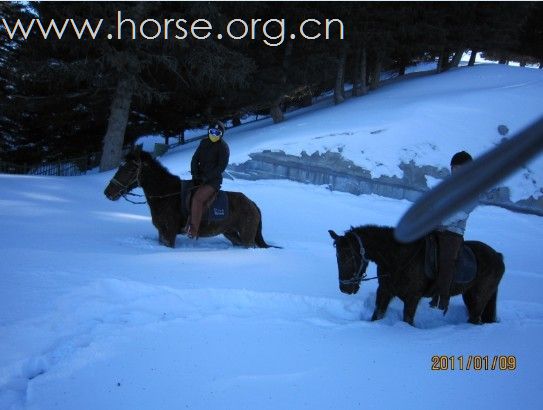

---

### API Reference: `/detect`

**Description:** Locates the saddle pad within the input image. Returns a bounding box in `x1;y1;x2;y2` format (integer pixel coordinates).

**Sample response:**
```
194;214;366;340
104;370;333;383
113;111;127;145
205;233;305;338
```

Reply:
206;190;228;221
454;246;477;283
179;181;228;222
424;235;477;284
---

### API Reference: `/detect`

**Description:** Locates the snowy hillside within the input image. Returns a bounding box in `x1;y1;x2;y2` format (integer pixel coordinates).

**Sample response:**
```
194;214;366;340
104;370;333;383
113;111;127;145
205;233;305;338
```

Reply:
221;65;543;203
1;64;543;410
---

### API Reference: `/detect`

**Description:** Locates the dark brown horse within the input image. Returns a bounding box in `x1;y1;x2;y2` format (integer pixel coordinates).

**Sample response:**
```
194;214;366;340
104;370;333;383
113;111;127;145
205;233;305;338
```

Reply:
329;225;505;326
104;150;273;248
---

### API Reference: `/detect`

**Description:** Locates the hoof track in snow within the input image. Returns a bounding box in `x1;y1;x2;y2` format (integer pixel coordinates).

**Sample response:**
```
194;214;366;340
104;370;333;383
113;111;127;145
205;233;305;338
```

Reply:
117;234;234;251
0;278;368;407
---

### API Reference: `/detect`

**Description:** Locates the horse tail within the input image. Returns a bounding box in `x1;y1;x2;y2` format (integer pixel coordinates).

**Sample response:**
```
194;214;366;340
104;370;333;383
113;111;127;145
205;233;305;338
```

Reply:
254;202;281;249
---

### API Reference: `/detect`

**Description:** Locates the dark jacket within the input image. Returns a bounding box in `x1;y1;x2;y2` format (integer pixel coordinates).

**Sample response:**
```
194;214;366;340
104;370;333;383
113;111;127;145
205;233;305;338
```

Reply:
190;137;230;191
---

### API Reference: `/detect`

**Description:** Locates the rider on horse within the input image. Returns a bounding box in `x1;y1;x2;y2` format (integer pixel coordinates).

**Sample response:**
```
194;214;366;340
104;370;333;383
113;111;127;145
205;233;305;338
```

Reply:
185;121;230;239
430;151;477;314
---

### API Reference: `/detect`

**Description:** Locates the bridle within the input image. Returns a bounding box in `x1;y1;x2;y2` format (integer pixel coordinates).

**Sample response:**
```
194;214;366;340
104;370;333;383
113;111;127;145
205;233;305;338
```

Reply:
109;159;146;204
109;157;187;204
338;231;371;286
336;230;423;288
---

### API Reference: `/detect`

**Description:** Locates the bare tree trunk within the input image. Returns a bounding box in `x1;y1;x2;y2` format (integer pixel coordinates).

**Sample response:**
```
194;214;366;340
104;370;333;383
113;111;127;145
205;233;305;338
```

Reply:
450;49;464;68
271;41;294;124
437;52;444;73
100;77;134;172
270;98;284;123
359;47;368;95
354;46;368;97
178;119;185;144
437;49;450;73
352;46;361;95
397;53;409;76
300;94;313;107
468;50;477;66
519;59;527;67
334;44;348;105
369;53;382;91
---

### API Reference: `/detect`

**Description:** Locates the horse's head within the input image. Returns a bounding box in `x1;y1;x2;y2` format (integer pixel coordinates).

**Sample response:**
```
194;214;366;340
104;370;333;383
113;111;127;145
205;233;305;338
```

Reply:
328;229;370;295
104;151;143;201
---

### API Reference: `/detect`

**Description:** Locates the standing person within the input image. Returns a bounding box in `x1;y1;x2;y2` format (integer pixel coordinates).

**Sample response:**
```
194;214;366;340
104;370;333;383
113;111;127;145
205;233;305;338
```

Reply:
430;151;476;314
185;121;230;239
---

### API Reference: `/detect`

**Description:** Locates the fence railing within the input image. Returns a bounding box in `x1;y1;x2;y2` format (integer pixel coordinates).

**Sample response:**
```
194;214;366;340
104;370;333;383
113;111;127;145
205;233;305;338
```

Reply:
0;161;30;175
0;131;212;177
0;152;101;177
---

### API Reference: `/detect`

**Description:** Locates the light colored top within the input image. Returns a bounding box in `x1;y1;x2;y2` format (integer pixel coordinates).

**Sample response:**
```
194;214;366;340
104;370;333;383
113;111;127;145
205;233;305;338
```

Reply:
438;200;477;236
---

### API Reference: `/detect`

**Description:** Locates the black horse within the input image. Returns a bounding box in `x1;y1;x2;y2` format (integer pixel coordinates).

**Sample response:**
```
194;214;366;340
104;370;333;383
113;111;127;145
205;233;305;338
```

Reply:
104;150;273;248
329;225;505;326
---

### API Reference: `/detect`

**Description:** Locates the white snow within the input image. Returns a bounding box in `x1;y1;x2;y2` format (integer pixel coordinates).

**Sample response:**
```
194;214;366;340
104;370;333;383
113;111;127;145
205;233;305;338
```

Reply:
218;64;543;202
1;64;543;409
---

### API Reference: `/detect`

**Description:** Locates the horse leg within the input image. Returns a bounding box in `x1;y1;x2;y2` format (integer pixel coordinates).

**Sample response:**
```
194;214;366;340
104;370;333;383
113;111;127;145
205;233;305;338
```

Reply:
237;217;259;247
464;286;498;325
481;290;498;323
223;230;243;247
462;288;491;324
159;229;176;248
166;234;176;248
461;291;479;324
371;285;393;321
158;231;167;246
402;296;422;326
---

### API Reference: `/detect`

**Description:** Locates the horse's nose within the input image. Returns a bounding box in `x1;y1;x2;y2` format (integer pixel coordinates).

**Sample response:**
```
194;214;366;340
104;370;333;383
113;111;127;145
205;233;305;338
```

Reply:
340;284;359;295
104;186;116;200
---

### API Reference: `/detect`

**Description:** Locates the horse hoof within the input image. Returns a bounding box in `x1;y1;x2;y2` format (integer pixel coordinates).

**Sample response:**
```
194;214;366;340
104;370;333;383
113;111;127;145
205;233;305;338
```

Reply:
468;317;483;325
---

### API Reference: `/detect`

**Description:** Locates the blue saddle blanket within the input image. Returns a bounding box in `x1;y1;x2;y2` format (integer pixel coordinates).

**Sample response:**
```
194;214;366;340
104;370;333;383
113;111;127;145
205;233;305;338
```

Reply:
180;181;229;222
207;190;228;221
424;234;477;284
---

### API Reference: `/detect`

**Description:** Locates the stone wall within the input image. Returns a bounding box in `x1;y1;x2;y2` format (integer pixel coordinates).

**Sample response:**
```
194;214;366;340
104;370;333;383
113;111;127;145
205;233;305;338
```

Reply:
228;150;543;216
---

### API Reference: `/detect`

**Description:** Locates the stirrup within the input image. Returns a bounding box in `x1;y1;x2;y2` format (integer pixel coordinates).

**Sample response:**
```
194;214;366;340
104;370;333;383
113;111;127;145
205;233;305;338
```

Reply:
186;225;199;240
429;295;449;315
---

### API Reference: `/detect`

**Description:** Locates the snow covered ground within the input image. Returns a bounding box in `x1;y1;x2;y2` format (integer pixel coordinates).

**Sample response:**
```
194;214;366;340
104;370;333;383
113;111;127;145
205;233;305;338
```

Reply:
1;64;543;409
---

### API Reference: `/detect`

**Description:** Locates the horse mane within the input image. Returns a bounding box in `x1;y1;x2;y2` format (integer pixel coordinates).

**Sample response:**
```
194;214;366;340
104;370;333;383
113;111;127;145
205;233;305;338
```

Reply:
349;224;424;244
349;224;394;239
127;150;181;194
347;224;423;261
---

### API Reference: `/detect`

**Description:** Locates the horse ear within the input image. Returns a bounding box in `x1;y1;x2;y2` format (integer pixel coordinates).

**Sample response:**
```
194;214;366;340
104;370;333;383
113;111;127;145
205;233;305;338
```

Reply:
328;230;340;240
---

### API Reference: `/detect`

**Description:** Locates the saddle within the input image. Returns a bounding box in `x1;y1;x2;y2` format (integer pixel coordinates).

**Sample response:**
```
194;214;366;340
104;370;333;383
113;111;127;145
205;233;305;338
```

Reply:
424;232;477;284
180;180;229;222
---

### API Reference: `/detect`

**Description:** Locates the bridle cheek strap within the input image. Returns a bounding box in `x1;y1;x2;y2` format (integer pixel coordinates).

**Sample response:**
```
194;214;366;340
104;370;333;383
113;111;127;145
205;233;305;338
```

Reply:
113;161;143;194
339;232;370;286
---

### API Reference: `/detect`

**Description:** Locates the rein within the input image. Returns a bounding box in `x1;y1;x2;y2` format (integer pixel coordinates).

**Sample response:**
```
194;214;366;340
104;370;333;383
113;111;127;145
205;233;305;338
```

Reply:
340;230;422;286
122;192;147;205
114;159;186;204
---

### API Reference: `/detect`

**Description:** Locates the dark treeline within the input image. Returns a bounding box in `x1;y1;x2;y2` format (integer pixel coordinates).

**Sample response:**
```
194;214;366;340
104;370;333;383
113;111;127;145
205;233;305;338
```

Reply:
1;1;542;171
